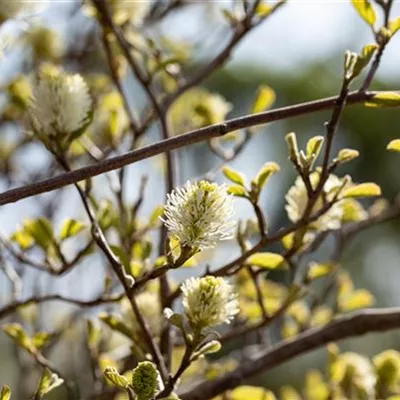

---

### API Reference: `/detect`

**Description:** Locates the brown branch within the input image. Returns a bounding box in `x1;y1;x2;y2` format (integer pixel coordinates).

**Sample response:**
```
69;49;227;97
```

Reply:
180;307;400;400
0;90;379;207
0;293;124;320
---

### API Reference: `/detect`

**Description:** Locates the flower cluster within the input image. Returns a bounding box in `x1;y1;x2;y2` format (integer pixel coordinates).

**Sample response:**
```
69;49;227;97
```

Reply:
285;172;347;232
163;180;236;251
28;66;92;148
181;276;239;330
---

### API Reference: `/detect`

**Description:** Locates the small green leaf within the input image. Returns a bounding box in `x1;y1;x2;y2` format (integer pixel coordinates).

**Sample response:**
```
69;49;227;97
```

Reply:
255;162;280;190
231;386;274;400
2;323;34;353
352;43;378;78
87;319;101;350
110;245;131;270
32;331;52;350
99;313;133;339
285;132;300;164
10;229;34;249
351;0;377;27
307;262;335;280
365;92;400;107
222;166;246;186
389;17;400;36
256;3;273;18
191;340;221;361
60;219;85;240
164;308;185;330
227;185;247;198
0;385;11;400
103;367;129;389
339;289;375;311
251;85;276;114
335;148;360;164
387;139;400;152
131;241;152;261
246;252;287;269
23;218;54;250
306;136;324;159
149;205;164;226
343;183;381;198
36;368;64;398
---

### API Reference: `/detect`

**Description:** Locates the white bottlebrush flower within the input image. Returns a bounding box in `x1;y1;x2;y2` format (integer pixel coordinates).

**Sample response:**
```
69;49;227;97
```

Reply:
163;180;236;251
121;291;161;337
285;173;346;231
181;276;239;330
28;66;92;144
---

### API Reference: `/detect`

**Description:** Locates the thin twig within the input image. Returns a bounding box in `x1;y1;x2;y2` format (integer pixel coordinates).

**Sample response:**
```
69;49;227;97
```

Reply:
0;293;124;320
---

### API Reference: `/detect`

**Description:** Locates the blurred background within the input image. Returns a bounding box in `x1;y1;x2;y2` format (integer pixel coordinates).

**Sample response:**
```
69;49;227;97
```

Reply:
1;0;400;398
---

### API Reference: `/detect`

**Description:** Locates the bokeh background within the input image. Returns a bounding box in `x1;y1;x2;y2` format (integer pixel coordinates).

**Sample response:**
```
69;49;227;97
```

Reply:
1;1;400;398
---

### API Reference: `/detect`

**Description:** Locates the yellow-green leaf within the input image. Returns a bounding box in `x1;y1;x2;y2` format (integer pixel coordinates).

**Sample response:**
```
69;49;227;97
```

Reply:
280;386;302;400
343;183;381;198
87;319;101;350
192;340;221;360
389;17;400;36
351;0;377;26
251;85;276;114
365;92;400;108
10;229;34;249
256;3;273;18
0;385;11;400
231;386;275;400
103;367;129;389
149;205;164;226
60;219;85;240
32;331;52;350
336;148;360;164
339;289;375;311
255;162;280;190
99;314;133;339
2;323;34;353
36;368;64;397
351;44;378;79
342;199;367;222
222;166;246;186
227;185;247;197
306;136;324;159
23;218;54;250
305;370;330;400
246;252;287;269
387;139;400;152
307;262;335;280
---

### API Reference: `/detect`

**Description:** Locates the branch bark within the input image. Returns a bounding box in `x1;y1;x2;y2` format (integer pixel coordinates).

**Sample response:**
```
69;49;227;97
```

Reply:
180;307;400;400
0;90;378;206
